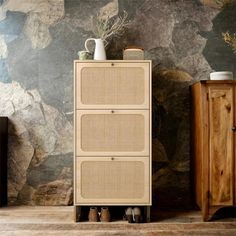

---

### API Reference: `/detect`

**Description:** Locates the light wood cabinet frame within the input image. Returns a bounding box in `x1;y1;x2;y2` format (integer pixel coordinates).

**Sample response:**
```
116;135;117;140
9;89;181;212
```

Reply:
74;60;152;218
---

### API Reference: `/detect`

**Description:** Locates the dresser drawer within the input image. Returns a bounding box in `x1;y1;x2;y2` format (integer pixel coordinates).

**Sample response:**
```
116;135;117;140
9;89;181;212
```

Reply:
75;110;150;156
75;61;151;109
74;156;151;205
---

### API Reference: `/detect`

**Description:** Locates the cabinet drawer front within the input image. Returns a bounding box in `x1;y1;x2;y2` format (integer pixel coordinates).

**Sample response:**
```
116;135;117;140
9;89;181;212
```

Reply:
75;62;150;109
74;157;150;205
75;110;149;156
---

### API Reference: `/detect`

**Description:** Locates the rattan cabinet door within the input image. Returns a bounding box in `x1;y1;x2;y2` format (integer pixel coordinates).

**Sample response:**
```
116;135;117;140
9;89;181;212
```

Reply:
74;157;150;205
75;61;150;109
75;110;149;156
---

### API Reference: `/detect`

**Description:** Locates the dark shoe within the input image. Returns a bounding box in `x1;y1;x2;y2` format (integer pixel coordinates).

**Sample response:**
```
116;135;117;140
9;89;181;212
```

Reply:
88;207;99;222
100;207;111;222
133;207;142;223
125;207;133;223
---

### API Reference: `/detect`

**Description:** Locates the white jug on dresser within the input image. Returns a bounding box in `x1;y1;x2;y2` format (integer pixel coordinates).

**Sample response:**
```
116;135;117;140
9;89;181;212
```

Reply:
85;38;106;60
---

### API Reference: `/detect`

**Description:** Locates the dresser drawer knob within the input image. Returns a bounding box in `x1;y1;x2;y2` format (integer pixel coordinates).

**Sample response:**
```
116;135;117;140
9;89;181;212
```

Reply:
111;63;114;66
111;157;114;161
111;110;114;113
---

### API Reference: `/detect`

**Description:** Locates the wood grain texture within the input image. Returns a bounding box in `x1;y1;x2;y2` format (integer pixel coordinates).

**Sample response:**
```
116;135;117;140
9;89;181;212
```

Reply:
208;86;234;206
191;83;203;209
0;206;236;236
191;81;236;221
201;84;210;221
198;80;236;84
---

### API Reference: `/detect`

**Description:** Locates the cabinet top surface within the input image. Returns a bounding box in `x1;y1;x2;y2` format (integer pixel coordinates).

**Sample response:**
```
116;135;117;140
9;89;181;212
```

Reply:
74;60;151;63
192;80;236;85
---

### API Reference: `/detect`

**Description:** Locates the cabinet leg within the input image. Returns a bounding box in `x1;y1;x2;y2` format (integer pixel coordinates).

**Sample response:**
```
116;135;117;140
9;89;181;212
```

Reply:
74;206;82;222
144;206;151;222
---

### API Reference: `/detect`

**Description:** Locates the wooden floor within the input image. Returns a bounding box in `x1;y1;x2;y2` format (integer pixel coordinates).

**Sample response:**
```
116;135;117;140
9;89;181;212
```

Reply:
0;206;235;235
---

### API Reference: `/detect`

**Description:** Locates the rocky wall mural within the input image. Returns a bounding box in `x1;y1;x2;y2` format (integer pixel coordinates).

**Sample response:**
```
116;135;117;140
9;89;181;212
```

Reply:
0;0;235;207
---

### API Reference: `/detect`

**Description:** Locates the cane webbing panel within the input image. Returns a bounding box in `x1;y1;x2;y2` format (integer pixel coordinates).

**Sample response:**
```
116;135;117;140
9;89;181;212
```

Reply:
80;161;145;199
81;67;145;105
81;114;145;152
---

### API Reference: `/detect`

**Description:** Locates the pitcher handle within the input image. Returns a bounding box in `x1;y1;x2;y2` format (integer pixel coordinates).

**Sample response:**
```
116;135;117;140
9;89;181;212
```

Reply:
85;38;95;52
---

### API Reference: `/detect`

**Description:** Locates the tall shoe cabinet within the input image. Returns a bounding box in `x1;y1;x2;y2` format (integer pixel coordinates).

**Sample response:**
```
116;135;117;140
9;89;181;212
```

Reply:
74;60;152;222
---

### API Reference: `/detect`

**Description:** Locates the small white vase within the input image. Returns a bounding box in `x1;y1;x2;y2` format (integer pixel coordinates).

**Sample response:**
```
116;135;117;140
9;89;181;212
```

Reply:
210;71;233;80
85;38;106;60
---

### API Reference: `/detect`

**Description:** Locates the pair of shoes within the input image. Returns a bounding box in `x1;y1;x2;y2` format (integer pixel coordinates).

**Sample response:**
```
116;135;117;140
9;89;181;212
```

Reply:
125;207;142;223
88;207;98;222
100;207;111;222
88;207;111;222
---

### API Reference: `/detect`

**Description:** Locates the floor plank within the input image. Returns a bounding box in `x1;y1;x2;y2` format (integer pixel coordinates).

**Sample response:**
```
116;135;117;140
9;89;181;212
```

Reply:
0;206;235;236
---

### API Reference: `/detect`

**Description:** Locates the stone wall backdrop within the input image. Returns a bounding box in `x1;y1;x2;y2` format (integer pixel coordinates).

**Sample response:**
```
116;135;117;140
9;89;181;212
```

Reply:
0;0;235;207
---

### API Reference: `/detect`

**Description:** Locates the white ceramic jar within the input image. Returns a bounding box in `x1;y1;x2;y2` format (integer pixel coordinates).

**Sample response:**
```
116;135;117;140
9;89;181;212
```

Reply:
85;38;106;60
210;71;233;80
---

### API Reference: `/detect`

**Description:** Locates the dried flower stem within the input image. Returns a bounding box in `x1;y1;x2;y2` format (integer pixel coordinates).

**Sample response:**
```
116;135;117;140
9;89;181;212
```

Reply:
92;11;130;47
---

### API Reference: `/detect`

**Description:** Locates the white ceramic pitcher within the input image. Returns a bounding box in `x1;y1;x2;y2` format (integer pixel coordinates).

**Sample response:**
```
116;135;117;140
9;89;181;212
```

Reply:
85;38;106;60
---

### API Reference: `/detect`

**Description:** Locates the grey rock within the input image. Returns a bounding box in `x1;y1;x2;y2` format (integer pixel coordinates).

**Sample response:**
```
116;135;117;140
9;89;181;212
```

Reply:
0;35;7;58
118;0;145;18
0;59;10;82
35;20;89;112
64;0;111;32
27;153;72;188
176;53;213;79
32;179;73;205
171;160;190;173
170;120;190;172
152;138;168;164
152;167;191;208
0;0;64;49
98;0;118;20
7;34;39;90
130;1;175;50
16;184;36;205
172;20;206;59
7;132;34;204
0;81;72;205
203;3;236;76
0;11;25;35
145;47;176;69
153;168;188;189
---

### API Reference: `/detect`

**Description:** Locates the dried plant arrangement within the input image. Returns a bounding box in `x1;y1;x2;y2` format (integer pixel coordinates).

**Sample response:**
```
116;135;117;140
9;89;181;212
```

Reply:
92;11;130;47
222;32;236;54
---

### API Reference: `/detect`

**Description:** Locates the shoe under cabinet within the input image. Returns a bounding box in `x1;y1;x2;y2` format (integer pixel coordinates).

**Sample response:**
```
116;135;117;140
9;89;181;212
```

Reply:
74;60;152;222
